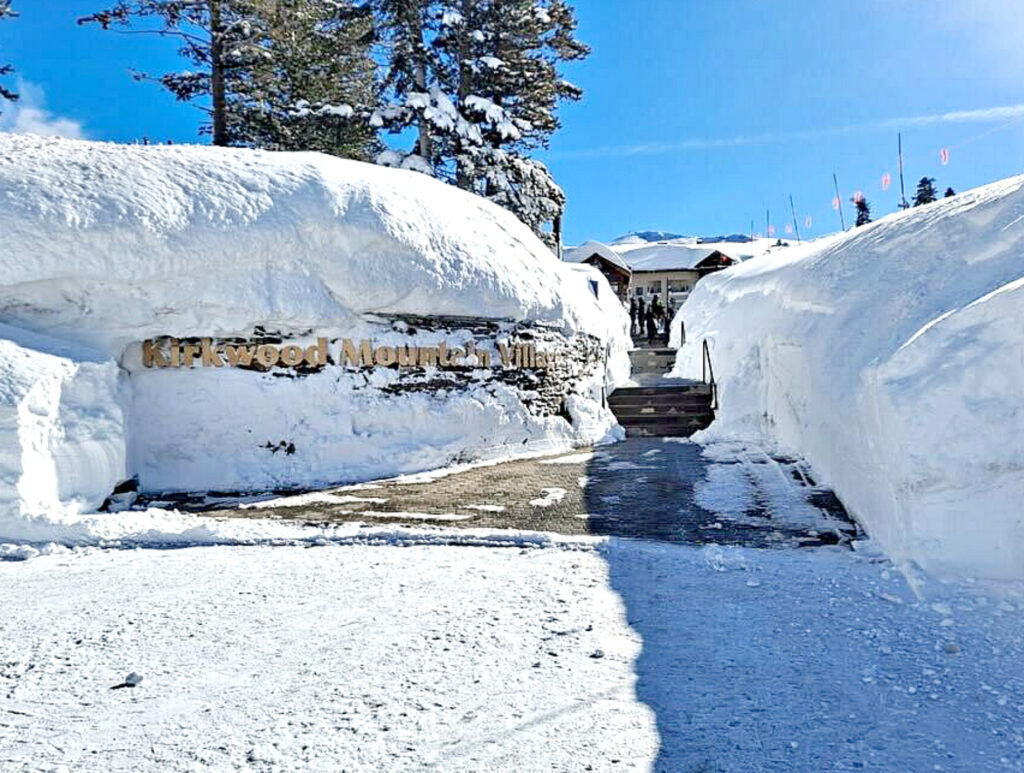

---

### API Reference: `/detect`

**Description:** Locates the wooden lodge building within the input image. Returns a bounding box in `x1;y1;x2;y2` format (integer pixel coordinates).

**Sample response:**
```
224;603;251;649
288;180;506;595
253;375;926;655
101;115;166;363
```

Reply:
563;240;737;307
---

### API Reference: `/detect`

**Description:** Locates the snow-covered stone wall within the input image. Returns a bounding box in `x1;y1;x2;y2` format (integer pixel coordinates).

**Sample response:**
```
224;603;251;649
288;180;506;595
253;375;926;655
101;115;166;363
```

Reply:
122;317;616;494
0;135;630;539
672;177;1024;580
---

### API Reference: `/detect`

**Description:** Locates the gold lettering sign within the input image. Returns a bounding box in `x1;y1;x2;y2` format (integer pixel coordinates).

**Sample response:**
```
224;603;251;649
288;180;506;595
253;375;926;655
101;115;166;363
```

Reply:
139;337;553;371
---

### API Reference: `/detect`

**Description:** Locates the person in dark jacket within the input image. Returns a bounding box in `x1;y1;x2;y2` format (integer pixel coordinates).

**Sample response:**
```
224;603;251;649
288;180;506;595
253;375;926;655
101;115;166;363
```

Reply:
637;296;646;330
629;298;638;336
650;295;664;322
645;306;657;345
664;300;675;335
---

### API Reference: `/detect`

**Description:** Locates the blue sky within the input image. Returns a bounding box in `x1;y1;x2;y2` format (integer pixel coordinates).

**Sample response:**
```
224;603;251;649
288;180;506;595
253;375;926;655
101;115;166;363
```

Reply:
2;0;1023;244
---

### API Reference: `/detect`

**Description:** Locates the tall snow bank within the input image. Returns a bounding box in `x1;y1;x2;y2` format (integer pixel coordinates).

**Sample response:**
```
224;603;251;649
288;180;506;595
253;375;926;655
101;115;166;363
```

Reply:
673;178;1024;580
0;135;629;542
0;324;126;540
0;134;620;353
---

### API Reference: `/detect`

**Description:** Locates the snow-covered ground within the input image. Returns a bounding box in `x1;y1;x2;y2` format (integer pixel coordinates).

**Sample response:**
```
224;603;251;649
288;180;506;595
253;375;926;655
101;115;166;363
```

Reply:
673;176;1024;580
3;538;1023;772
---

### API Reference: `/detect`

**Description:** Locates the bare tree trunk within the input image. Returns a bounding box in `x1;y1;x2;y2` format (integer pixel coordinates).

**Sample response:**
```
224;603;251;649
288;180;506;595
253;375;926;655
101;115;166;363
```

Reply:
454;0;474;189
209;0;228;146
405;2;431;163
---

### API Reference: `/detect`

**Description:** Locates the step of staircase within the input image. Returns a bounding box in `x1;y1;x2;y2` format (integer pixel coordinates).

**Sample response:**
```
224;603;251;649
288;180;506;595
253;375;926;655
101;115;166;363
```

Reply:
630;346;676;355
609;394;713;411
622;415;714;437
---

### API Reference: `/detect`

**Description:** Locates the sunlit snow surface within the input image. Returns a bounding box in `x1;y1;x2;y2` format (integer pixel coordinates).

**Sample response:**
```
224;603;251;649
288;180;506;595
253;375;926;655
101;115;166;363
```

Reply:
2;540;1023;772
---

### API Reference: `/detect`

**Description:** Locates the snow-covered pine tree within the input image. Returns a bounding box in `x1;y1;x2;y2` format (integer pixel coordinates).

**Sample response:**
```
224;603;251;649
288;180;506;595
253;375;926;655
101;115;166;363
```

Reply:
853;196;871;226
370;0;453;174
79;1;269;146
913;176;937;206
425;0;588;246
0;0;17;109
232;0;378;160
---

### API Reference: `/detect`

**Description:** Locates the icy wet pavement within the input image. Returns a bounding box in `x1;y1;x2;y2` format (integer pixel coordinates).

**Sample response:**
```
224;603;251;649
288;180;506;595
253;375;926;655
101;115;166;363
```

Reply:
215;438;858;548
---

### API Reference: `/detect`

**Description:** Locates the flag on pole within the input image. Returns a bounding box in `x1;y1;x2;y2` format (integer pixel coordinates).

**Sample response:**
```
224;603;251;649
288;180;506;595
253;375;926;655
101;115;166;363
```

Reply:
852;190;864;203
804;215;813;229
785;224;793;234
832;196;840;211
940;147;950;165
881;172;891;190
768;225;775;236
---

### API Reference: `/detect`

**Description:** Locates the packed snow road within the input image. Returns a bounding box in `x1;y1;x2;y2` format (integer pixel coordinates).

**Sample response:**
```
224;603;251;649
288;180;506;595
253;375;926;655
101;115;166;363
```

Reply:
3;539;1024;772
2;441;1023;772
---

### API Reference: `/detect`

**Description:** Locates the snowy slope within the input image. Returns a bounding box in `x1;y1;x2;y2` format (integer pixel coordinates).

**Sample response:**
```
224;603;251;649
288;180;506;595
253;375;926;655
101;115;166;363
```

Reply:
0;135;630;541
672;178;1024;580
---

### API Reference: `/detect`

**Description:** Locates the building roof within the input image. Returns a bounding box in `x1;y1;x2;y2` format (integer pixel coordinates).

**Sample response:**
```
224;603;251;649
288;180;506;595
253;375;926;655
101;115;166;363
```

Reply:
622;244;725;271
565;239;737;273
563;240;631;274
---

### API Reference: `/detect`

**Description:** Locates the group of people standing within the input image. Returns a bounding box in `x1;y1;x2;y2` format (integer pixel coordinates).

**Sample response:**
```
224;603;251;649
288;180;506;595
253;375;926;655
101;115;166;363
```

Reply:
629;295;675;345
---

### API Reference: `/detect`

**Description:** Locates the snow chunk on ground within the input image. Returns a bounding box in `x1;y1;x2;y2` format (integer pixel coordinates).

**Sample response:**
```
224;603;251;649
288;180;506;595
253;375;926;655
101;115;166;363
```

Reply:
673;176;1024;580
530;487;568;507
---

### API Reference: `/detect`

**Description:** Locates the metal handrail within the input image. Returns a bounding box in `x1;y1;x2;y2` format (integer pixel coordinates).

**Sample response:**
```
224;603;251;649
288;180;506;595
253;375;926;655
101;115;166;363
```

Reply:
701;339;718;411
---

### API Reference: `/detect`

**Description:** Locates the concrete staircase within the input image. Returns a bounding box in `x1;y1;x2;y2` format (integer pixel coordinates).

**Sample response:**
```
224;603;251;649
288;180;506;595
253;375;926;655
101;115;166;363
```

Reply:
608;345;715;437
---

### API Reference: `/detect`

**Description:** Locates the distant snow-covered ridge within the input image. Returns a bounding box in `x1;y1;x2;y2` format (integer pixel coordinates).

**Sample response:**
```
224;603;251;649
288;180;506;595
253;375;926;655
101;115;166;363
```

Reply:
0;135;630;544
672;176;1024;580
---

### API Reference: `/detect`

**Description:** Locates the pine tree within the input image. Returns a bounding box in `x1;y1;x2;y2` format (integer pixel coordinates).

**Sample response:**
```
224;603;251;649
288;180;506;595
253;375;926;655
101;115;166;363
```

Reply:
0;0;17;110
448;0;587;246
371;0;588;246
370;0;448;173
913;176;937;206
945;187;956;198
232;0;378;159
79;1;269;146
853;196;871;226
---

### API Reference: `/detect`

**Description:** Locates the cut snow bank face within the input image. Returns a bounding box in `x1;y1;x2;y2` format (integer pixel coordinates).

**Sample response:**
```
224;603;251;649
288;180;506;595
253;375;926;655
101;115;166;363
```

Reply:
672;177;1024;580
0;324;126;540
0;135;629;543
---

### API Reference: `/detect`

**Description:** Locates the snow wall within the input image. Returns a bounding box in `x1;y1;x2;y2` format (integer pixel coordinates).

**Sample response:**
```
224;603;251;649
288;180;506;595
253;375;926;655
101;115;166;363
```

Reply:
672;177;1024;580
0;135;630;541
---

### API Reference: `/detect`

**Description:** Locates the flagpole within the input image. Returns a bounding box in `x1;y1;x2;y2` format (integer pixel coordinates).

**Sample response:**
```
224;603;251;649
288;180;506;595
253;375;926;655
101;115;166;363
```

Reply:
832;172;847;231
898;132;909;209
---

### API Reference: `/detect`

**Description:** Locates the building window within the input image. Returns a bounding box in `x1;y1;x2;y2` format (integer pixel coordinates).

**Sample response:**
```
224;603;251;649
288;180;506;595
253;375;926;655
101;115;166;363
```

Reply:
648;282;662;294
667;280;691;292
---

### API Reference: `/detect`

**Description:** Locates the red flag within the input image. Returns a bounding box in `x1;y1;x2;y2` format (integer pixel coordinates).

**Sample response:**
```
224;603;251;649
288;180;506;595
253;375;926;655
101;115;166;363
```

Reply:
804;215;813;229
832;196;840;211
881;172;891;190
768;225;775;236
940;147;950;165
852;190;864;204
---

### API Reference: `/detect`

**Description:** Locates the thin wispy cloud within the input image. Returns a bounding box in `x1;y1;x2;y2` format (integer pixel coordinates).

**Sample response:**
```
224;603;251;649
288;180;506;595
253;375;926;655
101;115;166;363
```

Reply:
553;104;1024;160
0;80;86;139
